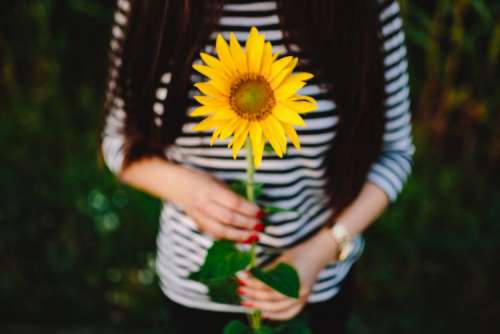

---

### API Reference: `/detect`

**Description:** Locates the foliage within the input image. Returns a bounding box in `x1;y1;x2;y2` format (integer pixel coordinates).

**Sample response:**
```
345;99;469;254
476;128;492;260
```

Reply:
0;0;499;333
188;240;251;304
250;264;300;299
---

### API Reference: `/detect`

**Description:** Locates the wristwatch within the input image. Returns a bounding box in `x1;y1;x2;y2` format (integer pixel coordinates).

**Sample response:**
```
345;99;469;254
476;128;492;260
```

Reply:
329;223;356;261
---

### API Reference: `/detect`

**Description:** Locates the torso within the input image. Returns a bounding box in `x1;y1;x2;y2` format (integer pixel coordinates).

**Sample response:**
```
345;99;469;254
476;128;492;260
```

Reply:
155;0;365;313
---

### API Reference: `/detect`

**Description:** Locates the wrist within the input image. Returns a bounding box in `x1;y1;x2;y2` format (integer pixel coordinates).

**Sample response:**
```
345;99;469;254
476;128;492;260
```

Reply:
290;227;340;267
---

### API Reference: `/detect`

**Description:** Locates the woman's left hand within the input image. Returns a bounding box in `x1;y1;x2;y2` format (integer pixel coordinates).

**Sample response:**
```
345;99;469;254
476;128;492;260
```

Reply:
238;227;339;321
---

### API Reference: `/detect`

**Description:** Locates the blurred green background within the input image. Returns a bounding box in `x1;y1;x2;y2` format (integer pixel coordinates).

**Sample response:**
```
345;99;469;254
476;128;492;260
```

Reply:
1;0;499;333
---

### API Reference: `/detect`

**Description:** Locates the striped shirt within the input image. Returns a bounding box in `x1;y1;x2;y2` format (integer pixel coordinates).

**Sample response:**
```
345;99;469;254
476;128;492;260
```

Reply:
101;0;415;313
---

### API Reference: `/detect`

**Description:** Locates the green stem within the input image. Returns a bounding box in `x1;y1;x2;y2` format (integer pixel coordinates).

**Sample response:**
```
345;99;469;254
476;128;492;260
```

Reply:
244;137;261;332
246;137;255;203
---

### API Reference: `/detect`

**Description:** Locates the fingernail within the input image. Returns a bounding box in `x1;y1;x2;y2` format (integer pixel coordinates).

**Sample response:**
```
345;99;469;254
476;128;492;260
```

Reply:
256;209;266;220
237;287;246;296
243;235;259;244
253;223;265;232
236;277;247;286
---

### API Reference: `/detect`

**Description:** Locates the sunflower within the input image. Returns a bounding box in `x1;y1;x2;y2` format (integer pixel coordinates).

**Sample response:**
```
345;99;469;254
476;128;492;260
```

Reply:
190;26;317;168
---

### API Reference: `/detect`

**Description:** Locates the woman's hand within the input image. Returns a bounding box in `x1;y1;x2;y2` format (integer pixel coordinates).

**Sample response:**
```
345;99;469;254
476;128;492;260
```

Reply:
237;227;339;320
119;156;264;243
168;166;265;243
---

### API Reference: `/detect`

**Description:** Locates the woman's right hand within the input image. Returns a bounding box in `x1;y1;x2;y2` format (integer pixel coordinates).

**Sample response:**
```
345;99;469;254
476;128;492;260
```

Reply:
166;165;265;244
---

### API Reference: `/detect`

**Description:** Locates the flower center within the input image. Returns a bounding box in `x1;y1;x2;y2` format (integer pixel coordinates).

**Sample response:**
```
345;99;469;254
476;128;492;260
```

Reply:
230;74;275;121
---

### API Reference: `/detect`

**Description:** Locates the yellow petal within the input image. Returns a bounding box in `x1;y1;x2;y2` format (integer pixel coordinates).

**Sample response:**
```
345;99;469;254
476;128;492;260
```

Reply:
261;115;287;157
193;64;228;82
192;115;221;131
270;67;293;89
189;106;217;117
260;42;273;78
254;137;265;168
210;127;222;146
276;71;314;89
269;56;293;82
193;95;228;107
210;79;231;96
246;27;265;74
274;81;306;101
282;123;301;150
266;115;288;154
291;94;317;104
283;100;318;114
285;57;299;71
216;34;238;76
249;121;263;165
287;72;314;82
194;82;228;99
261;119;283;158
220;118;240;139
229;32;247;73
212;107;237;120
273;104;306;126
229;120;249;158
200;52;234;80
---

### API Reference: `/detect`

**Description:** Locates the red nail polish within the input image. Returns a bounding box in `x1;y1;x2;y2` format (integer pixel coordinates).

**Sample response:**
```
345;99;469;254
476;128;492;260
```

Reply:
256;209;266;220
243;235;259;244
237;287;246;296
254;223;265;232
236;277;246;286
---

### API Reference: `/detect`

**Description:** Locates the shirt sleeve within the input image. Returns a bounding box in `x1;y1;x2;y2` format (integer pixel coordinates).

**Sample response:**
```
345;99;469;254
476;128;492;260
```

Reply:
365;0;416;203
101;0;174;176
100;0;132;176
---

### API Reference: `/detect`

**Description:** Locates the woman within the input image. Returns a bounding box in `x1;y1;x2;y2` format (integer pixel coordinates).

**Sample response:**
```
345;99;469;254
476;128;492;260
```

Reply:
100;0;415;332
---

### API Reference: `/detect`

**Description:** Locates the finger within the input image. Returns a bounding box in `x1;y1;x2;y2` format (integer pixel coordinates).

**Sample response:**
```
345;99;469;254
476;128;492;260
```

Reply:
261;304;304;321
238;286;286;303
241;297;301;313
192;210;255;242
201;202;261;231
209;182;262;218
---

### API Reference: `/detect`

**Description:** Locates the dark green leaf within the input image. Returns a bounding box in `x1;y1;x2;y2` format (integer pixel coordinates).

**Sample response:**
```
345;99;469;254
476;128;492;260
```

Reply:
207;276;241;304
229;180;247;198
189;240;252;283
254;183;264;198
251;263;300;299
230;180;264;200
223;320;252;334
264;143;274;153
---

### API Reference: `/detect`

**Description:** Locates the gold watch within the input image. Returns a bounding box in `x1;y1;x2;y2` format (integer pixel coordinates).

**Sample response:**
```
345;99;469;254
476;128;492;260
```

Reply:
329;223;355;261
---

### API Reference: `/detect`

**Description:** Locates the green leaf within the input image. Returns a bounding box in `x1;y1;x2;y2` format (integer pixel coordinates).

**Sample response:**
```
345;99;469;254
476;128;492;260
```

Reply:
189;240;252;283
207;276;241;304
223;320;252;334
251;263;300;299
264;205;296;214
264;143;274;153
254;183;264;198
229;180;264;199
229;180;247;198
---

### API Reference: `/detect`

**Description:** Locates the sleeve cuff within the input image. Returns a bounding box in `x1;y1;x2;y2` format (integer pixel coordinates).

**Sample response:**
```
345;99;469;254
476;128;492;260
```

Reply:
366;154;412;203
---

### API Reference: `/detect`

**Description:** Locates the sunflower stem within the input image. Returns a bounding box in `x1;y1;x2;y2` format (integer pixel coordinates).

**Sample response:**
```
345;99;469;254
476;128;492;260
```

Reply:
244;137;261;332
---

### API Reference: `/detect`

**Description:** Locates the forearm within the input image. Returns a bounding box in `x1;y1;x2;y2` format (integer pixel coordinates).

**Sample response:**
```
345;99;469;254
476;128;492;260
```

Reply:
298;180;390;264
118;156;189;203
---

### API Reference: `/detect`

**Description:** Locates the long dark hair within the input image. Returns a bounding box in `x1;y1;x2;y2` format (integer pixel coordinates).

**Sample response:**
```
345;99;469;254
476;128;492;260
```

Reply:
101;0;385;222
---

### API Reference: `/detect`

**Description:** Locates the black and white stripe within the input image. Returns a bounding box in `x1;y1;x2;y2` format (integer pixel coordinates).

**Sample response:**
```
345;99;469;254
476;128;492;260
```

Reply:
101;0;415;313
